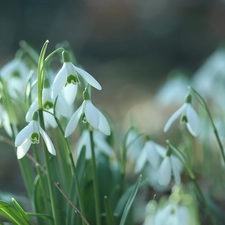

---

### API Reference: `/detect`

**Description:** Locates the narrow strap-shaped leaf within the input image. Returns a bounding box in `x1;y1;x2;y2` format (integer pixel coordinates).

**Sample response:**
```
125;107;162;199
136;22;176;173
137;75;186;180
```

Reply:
104;196;115;225
0;201;30;225
12;198;34;225
119;175;142;225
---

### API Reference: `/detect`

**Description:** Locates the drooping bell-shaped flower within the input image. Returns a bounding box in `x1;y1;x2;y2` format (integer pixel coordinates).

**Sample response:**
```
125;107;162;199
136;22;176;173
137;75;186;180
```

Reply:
51;51;101;105
0;58;30;98
134;139;165;173
26;79;57;128
164;94;200;136
158;146;183;186
15;113;56;159
65;88;110;137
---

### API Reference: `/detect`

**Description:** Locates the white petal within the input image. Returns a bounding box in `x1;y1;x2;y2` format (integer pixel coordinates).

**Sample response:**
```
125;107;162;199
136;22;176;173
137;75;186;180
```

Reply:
94;131;113;156
186;104;200;136
55;93;73;118
43;110;57;128
74;65;102;90
164;104;186;132
171;156;182;184
51;63;67;99
39;127;56;155
76;130;91;160
17;139;32;159
15;122;34;147
26;98;38;122
97;109;110;135
65;104;84;137
84;100;99;129
62;83;78;105
134;146;148;173
158;157;171;186
146;141;161;168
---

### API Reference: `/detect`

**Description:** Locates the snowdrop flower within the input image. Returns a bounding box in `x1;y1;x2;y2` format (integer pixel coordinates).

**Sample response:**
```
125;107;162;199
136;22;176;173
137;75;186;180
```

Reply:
0;58;30;98
15;114;56;159
26;80;57;128
65;88;110;137
51;51;101;105
76;130;113;160
158;147;183;186
153;202;191;225
134;139;165;173
155;72;190;106
125;127;144;160
164;94;200;136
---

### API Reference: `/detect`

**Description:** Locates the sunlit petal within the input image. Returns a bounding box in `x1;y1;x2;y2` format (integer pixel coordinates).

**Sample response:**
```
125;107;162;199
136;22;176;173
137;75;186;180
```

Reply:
158;157;171;186
15;122;34;147
65;104;84;137
17;139;32;159
74;65;102;90
84;100;99;129
97;109;111;135
186;104;200;136
134;147;148;173
164;104;186;132
25;98;38;122
51;63;67;99
62;83;78;105
39;127;56;155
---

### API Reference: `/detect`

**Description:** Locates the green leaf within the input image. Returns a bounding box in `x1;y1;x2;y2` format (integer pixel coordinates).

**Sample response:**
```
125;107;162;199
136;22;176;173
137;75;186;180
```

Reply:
104;196;115;225
117;175;142;225
12;198;34;225
0;201;30;225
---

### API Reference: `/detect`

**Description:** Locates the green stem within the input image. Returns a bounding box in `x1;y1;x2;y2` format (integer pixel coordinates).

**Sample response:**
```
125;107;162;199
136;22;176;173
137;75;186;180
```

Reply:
89;129;101;225
192;179;217;225
189;86;225;163
39;111;59;225
167;141;216;225
46;109;86;225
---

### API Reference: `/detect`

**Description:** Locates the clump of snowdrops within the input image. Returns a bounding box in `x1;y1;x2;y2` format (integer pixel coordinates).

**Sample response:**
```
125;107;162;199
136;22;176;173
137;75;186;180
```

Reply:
0;41;225;225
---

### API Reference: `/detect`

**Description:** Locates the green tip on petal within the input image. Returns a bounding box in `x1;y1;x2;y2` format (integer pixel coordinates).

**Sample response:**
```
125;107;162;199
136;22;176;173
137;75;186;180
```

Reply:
166;146;172;157
62;51;71;63
83;88;90;100
185;94;192;104
44;78;50;88
32;111;39;121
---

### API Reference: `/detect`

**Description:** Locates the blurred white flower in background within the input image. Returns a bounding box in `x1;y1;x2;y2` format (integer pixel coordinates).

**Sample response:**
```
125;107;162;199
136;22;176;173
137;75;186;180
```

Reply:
76;129;113;160
0;58;30;98
164;94;200;137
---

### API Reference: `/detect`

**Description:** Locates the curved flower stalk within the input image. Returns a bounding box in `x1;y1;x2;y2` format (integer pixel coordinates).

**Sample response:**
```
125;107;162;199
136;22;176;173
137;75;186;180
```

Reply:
0;58;30;98
65;88;110;137
164;93;200;136
15;116;56;159
76;129;113;160
134;139;165;173
51;51;102;105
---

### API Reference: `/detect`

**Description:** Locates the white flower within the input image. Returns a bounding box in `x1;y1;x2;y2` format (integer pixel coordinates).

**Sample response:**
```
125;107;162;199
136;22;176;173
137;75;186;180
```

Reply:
51;51;101;104
26;86;57;128
164;94;200;136
76;130;113;160
154;203;191;225
65;96;110;137
0;58;30;98
134;140;165;173
125;127;144;160
15;120;56;159
158;154;183;186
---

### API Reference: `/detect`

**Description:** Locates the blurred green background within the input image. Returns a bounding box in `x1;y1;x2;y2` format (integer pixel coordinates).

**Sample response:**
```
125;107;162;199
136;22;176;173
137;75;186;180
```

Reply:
1;0;225;196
